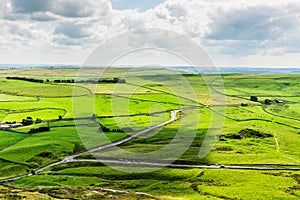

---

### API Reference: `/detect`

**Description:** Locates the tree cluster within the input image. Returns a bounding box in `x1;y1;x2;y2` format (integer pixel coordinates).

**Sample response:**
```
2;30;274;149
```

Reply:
28;126;50;134
22;117;34;126
6;76;126;84
98;78;126;84
98;124;111;132
54;79;75;83
5;121;16;124
98;124;133;133
220;128;272;140
54;78;126;84
98;124;120;132
21;117;42;126
250;96;258;102
6;77;43;83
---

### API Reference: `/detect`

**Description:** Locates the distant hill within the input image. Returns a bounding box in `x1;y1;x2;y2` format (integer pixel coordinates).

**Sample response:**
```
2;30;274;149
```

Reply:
0;64;299;74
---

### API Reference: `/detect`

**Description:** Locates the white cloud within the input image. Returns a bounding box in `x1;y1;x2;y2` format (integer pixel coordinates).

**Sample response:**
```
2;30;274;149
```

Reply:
54;23;91;38
9;0;92;18
0;0;299;67
30;12;60;21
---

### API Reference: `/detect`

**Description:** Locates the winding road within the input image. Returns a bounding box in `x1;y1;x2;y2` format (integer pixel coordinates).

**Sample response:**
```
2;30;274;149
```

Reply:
1;109;182;183
62;109;180;162
1;105;300;184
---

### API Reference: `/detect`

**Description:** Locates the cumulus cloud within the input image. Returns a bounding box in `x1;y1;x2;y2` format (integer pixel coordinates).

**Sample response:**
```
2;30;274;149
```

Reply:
54;23;90;38
204;2;300;56
206;5;298;41
54;0;93;18
0;19;50;60
6;0;112;20
30;12;59;21
0;0;300;66
11;0;52;13
0;20;47;41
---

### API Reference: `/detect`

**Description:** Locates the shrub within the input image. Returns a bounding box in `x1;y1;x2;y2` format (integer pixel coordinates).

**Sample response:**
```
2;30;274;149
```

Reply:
250;96;258;102
35;118;42;124
6;76;44;83
22;117;34;126
28;127;50;134
222;129;272;140
238;128;272;138
99;125;110;132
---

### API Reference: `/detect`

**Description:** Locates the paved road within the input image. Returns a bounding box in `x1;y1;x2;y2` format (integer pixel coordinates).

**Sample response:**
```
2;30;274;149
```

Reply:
0;109;182;183
63;109;180;162
69;159;300;171
2;106;299;184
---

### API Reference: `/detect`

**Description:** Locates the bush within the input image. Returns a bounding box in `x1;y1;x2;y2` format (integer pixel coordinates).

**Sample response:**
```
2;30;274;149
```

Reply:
99;125;110;132
215;147;233;151
28;127;50;134
91;114;97;120
22;117;34;126
73;143;86;154
238;128;272;138
53;78;126;84
264;99;272;105
111;129;125;133
250;96;258;102
6;76;43;83
35;118;42;124
6;121;16;124
121;127;134;132
221;129;272;140
221;133;243;139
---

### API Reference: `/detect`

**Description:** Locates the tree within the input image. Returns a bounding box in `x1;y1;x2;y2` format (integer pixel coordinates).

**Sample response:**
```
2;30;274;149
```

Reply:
264;99;272;105
250;96;258;102
35;118;42;124
22;117;33;126
28;127;50;134
98;124;110;132
91;113;97;120
58;115;63;120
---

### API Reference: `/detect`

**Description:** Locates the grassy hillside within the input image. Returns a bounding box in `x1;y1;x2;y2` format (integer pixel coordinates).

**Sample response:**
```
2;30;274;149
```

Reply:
0;68;299;199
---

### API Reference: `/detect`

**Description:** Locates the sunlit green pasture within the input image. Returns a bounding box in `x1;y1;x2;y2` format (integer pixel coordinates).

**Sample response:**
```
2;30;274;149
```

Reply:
0;68;299;199
0;160;29;180
10;164;300;200
213;74;300;98
0;93;37;102
0;79;90;97
266;103;300;120
0;130;26;149
2;108;66;122
99;113;169;131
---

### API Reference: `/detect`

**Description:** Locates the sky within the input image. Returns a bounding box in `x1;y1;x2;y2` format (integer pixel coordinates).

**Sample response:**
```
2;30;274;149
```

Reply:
0;0;300;67
110;0;166;11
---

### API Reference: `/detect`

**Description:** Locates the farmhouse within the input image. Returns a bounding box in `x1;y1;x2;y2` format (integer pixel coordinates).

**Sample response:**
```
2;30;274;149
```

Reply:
0;123;23;130
264;99;285;105
274;99;284;103
0;124;10;130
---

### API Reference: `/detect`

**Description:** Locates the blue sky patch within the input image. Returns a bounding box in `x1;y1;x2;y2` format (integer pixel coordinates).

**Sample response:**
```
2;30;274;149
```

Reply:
110;0;166;11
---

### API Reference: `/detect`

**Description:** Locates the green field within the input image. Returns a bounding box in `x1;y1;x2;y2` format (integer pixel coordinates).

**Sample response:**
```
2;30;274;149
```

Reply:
0;79;90;97
9;165;300;199
0;68;299;199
